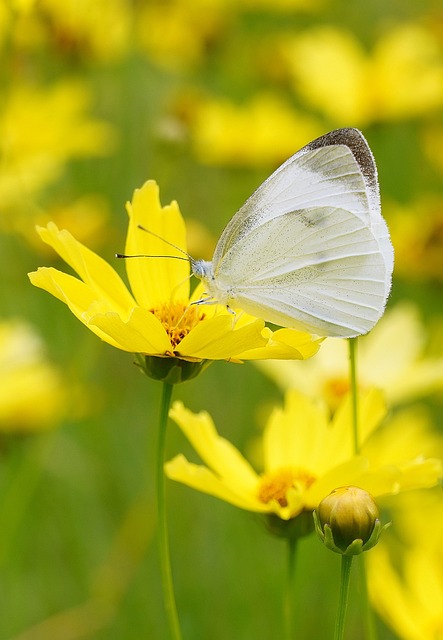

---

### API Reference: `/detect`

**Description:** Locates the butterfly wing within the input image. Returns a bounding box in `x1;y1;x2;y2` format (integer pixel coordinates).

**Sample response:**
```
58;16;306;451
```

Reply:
211;128;393;337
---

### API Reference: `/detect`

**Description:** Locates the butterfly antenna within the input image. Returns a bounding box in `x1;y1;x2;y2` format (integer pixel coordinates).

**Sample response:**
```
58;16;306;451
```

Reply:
137;224;194;261
116;225;195;262
116;253;188;261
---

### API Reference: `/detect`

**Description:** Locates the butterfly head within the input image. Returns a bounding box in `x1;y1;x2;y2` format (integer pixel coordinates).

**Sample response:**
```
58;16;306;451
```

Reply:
191;259;214;283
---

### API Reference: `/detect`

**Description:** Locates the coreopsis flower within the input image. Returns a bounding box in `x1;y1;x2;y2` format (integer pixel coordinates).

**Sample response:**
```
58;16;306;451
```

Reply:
257;302;443;409
0;80;115;224
136;0;229;69
386;197;443;283
20;194;111;253
29;181;319;383
188;92;322;167
280;24;443;126
9;0;131;61
0;319;71;432
165;388;442;526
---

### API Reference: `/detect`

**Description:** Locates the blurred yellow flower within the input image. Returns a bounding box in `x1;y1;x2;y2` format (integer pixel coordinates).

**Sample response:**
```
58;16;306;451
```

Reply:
281;24;443;125
6;0;131;60
39;0;131;61
387;197;443;283
0;80;115;223
165;389;442;520
23;194;111;254
422;124;443;180
367;491;443;640
29;181;319;371
0;319;68;432
257;303;443;409
136;0;229;69
189;92;323;167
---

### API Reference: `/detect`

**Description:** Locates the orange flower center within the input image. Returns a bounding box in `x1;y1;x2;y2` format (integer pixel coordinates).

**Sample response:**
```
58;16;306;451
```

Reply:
150;301;206;350
323;377;350;409
258;467;316;507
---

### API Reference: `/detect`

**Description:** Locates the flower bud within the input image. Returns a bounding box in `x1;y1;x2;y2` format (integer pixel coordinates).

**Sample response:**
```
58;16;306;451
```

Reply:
314;486;387;555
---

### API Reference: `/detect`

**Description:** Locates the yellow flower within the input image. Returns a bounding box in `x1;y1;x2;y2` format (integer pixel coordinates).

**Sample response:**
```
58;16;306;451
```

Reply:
386;197;443;283
29;181;319;380
7;0;131;61
281;24;443;126
0;80;115;222
257;302;443;409
165;389;442;520
136;0;229;70
0;319;70;432
367;491;443;640
14;194;110;253
189;92;322;167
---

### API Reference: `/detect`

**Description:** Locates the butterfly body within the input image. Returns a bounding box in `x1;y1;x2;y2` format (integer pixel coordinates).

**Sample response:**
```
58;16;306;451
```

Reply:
191;128;393;338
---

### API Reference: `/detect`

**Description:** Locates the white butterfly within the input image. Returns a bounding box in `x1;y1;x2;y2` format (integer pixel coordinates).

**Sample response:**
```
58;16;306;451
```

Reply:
191;128;394;338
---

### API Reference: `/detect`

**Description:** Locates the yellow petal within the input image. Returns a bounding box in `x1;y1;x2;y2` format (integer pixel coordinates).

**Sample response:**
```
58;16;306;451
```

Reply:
29;267;122;346
29;267;172;354
88;307;173;354
392;458;443;492
331;387;386;449
125;181;190;308
263;391;329;472
304;457;372;507
177;315;266;360
169;402;260;493
36;223;136;314
165;455;269;513
238;327;321;360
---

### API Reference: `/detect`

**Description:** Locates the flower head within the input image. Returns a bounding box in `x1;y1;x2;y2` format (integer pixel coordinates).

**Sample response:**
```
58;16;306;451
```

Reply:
281;24;443;126
188;92;322;167
0;319;77;432
165;388;442;523
0;80;115;221
29;181;319;381
257;302;443;409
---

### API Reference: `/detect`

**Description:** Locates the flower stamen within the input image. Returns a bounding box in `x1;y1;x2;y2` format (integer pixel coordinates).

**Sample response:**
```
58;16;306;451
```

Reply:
258;467;316;507
150;302;206;349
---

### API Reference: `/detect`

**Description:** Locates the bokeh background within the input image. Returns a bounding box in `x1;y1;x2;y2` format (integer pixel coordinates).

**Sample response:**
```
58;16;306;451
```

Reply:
1;0;443;638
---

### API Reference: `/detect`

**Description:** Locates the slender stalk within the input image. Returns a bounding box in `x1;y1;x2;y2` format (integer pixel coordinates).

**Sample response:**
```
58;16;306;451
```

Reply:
284;538;298;640
334;555;353;640
348;338;360;455
157;382;182;640
348;339;377;639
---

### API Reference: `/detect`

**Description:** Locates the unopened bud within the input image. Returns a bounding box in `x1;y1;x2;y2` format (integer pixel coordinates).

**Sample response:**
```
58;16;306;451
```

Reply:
314;486;388;555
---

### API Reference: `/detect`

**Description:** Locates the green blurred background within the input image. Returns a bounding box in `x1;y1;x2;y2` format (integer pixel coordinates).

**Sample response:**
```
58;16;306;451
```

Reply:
1;0;443;638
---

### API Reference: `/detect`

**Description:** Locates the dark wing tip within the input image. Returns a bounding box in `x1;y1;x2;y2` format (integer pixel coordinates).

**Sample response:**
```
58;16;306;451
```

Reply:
306;128;379;202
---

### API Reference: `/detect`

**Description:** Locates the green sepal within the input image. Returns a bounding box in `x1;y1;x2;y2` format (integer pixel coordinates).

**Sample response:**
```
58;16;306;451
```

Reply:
135;353;212;384
313;510;391;556
264;509;315;541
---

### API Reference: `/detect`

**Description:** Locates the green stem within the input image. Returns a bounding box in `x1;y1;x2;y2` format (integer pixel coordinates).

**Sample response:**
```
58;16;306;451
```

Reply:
284;538;298;640
157;382;182;640
348;340;377;640
334;555;353;640
348;338;360;455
